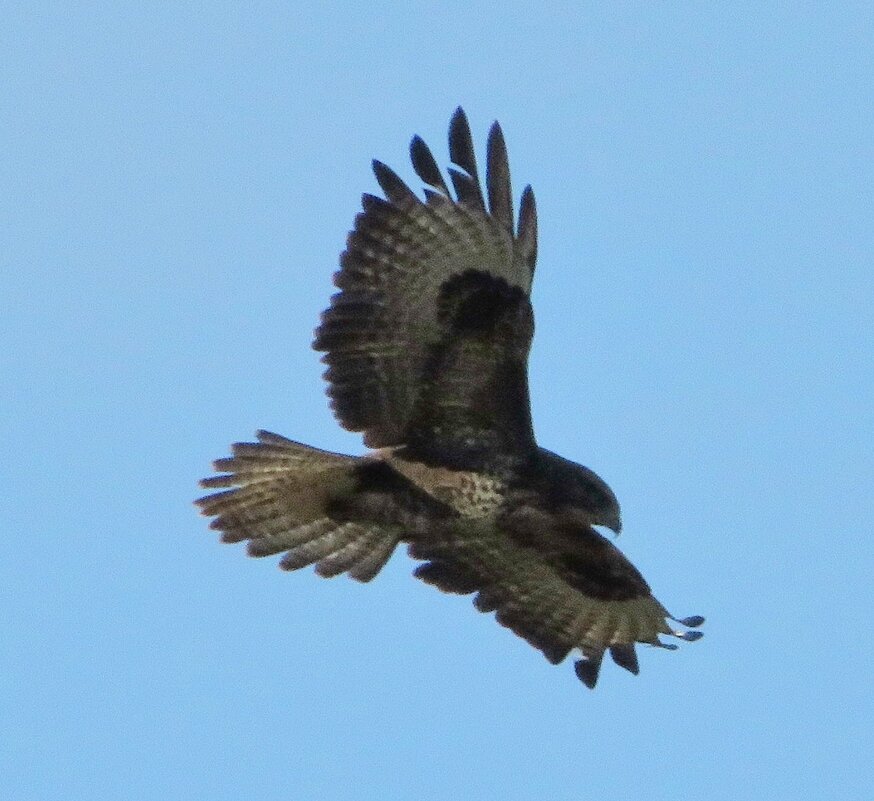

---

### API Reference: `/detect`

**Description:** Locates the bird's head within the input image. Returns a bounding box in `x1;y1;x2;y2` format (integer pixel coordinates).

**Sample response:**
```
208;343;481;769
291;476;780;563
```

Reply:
535;448;622;534
574;465;622;534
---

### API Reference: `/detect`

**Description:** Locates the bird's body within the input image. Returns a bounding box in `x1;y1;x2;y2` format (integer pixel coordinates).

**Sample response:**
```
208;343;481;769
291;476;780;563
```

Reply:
197;109;703;688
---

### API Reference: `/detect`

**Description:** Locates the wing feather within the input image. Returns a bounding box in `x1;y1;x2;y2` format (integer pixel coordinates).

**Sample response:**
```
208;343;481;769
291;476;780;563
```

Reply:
314;109;536;449
517;185;538;272
372;160;421;209
410;135;450;196
486;122;513;233
448;108;486;212
198;110;703;691
408;516;698;688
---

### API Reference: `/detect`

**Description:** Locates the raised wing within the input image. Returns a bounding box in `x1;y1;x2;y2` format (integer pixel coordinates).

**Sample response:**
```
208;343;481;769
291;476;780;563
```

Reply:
409;510;703;688
314;108;538;453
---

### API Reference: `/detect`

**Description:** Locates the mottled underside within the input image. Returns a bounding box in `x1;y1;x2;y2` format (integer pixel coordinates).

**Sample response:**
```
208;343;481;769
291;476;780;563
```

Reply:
198;109;702;688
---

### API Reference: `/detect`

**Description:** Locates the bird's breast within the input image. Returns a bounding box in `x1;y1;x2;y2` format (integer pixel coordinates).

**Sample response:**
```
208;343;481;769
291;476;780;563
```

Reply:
382;453;508;519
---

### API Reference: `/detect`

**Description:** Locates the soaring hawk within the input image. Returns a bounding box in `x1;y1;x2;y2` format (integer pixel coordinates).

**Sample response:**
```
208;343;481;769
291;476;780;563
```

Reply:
197;109;703;688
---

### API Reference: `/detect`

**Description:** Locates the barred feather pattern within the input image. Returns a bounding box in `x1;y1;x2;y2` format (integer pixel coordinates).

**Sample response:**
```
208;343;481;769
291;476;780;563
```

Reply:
197;109;704;689
408;517;679;688
196;431;399;582
314;107;538;449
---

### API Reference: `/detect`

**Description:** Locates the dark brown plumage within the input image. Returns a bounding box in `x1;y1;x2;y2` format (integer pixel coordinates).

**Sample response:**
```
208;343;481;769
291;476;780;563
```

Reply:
197;108;703;688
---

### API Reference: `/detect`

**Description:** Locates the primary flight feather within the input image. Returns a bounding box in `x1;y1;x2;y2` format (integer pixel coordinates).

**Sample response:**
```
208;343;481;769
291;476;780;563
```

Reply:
197;108;703;688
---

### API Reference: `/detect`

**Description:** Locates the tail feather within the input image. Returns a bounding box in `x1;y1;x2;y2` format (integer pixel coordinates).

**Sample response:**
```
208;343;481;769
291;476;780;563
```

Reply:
313;524;395;578
347;532;401;582
196;431;400;582
277;521;369;571
246;518;339;557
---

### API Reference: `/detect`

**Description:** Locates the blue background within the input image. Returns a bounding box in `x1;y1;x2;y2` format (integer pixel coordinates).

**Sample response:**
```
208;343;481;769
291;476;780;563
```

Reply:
4;4;872;800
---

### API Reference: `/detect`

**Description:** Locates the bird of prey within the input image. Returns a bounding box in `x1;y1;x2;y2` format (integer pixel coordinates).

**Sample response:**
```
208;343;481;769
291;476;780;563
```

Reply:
197;108;703;689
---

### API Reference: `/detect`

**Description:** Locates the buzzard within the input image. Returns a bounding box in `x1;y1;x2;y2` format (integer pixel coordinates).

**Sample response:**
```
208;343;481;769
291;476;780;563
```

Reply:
197;108;703;688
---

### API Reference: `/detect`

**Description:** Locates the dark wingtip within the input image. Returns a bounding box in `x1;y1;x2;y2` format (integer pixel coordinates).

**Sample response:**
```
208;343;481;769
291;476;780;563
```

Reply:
446;108;485;211
371;159;391;193
517;184;538;273
448;108;478;174
608;644;640;675
371;159;418;206
450;106;467;133
574;657;602;689
409;134;449;195
449;107;469;147
486;120;513;233
668;614;705;641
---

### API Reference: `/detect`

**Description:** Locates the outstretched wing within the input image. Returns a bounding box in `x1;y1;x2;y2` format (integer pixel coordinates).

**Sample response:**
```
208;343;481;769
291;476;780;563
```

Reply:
409;510;703;688
314;108;538;454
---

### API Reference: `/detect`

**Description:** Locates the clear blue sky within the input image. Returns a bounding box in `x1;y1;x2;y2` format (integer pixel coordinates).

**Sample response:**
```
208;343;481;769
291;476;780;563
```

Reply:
4;4;872;800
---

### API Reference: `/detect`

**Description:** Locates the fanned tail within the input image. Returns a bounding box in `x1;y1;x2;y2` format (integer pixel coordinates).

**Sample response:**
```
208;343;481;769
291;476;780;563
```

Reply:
196;431;399;582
